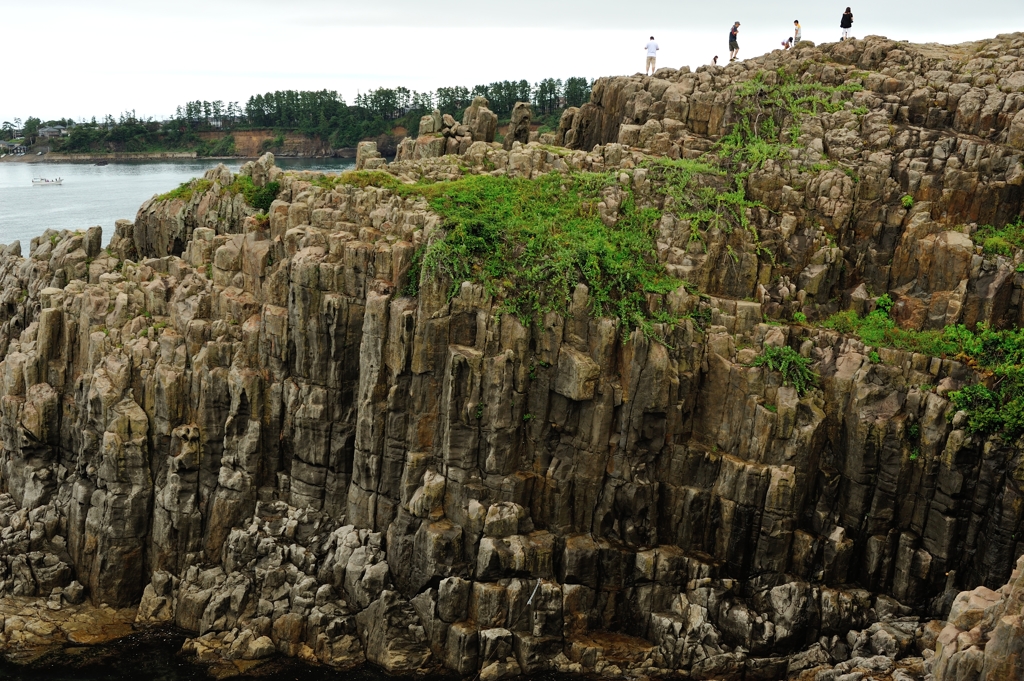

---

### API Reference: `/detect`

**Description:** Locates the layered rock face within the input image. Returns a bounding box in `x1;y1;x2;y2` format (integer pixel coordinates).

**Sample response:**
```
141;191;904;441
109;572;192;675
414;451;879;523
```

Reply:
1;33;1024;681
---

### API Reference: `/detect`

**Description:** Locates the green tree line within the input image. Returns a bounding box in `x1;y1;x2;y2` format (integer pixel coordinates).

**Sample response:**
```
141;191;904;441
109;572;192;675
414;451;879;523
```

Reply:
8;76;592;155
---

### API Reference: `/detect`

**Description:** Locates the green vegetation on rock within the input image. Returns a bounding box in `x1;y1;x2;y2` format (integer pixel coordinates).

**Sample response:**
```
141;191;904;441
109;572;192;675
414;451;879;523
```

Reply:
821;294;960;357
197;134;236;157
374;69;867;338
228;176;281;212
823;295;1024;438
945;326;1024;438
157;178;213;202
753;345;818;396
973;215;1024;256
718;70;864;169
644;158;763;252
406;172;677;335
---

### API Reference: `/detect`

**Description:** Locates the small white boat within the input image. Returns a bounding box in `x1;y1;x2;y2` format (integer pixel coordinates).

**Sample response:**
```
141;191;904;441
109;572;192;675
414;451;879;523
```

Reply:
32;177;63;186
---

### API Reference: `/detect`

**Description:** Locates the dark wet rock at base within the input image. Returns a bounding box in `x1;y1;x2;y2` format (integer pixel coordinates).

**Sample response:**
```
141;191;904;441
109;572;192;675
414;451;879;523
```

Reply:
1;30;1024;681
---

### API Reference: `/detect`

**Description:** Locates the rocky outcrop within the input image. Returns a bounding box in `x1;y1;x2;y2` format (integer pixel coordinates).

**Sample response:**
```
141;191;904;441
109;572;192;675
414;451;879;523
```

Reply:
398;98;500;163
502;101;532;150
926;554;1024;681
355;141;384;170
463;96;498;143
1;31;1024;681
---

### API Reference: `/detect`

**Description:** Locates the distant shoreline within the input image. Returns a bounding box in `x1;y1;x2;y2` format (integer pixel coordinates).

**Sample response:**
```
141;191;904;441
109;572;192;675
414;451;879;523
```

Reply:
0;151;198;163
0;148;360;164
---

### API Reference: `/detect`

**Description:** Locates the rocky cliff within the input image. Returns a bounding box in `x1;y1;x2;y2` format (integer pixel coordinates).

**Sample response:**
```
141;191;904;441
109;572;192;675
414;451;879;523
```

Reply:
1;32;1024;681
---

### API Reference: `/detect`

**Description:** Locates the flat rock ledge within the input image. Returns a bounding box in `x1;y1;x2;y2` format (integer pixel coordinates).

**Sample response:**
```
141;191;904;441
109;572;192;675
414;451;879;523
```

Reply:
0;595;136;664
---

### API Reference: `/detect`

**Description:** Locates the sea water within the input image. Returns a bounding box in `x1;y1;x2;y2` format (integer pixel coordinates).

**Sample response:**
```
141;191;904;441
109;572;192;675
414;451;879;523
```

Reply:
0;157;356;249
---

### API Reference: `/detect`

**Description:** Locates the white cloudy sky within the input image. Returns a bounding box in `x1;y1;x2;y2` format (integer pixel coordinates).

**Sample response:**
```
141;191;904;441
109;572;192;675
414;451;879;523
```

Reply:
1;0;1022;123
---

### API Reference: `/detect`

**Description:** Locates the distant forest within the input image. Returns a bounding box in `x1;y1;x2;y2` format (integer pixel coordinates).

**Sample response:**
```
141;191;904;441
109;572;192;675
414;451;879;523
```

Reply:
4;77;592;155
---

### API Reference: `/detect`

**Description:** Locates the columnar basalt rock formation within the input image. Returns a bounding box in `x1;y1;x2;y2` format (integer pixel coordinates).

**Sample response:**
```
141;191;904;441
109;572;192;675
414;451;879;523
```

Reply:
2;33;1024;680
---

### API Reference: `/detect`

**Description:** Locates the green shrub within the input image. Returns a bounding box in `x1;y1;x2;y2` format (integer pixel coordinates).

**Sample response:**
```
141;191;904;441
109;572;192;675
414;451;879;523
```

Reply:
822;309;859;334
982;236;1012;256
901;195;914;209
261;133;285;151
686;307;713;331
197;134;236;157
822;303;957;358
229;175;281;212
793;311;807;324
974;216;1024;256
753;345;818;396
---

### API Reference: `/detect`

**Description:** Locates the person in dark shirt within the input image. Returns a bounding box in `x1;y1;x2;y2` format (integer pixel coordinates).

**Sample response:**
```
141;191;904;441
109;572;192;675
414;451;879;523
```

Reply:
841;7;853;41
729;22;740;62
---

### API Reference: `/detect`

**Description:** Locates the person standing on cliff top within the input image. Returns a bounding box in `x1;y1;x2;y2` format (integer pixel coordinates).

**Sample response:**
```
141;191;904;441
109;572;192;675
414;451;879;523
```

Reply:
645;36;659;75
729;22;740;62
794;20;802;43
840;7;853;41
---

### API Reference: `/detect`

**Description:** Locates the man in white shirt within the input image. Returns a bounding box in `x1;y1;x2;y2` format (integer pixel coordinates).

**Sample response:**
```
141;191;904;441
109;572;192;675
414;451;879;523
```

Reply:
645;36;659;75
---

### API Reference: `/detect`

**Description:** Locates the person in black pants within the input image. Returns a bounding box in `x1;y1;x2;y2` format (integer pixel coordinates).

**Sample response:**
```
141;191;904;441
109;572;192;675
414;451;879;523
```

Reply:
841;7;853;41
729;22;740;62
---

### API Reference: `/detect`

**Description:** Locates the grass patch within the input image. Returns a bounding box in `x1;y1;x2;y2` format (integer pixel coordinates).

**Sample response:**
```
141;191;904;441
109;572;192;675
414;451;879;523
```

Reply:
158;178;212;202
228;175;281;212
406;172;677;335
312;170;401;192
753;345;818;396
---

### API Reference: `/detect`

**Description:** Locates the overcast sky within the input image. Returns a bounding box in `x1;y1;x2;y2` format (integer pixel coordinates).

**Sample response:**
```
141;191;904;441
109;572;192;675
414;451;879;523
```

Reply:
1;0;1022;124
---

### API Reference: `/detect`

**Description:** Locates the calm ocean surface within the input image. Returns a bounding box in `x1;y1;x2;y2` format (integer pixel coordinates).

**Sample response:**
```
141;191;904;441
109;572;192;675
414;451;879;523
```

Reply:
0;157;355;249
